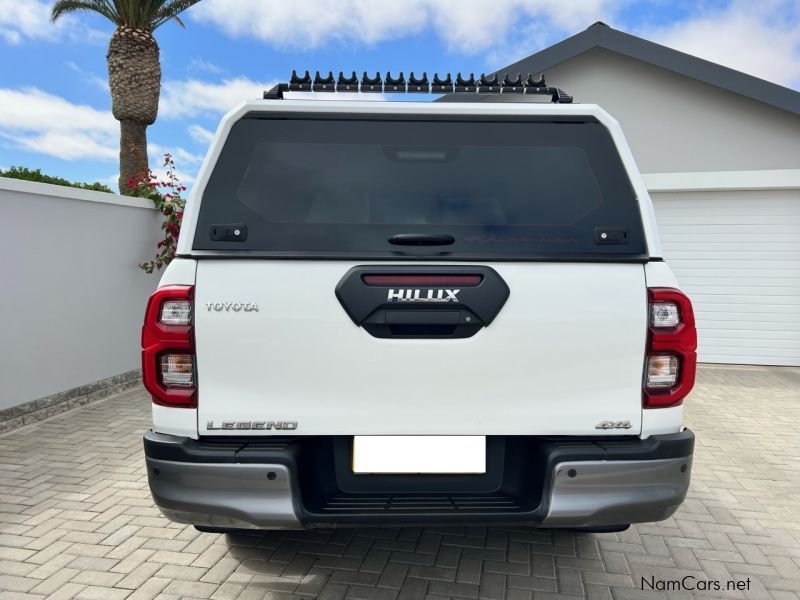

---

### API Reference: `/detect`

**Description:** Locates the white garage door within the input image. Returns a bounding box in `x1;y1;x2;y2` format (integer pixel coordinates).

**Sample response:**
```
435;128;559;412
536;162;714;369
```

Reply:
652;189;800;366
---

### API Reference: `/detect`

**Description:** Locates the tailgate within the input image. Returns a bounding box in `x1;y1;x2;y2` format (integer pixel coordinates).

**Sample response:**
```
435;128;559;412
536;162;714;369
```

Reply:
195;260;646;436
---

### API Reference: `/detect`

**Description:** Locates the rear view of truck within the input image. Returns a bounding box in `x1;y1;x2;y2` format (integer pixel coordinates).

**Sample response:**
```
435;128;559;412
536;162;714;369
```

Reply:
142;74;697;530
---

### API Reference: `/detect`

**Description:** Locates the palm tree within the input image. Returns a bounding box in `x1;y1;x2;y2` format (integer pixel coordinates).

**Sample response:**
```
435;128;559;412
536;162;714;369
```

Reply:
52;1;201;194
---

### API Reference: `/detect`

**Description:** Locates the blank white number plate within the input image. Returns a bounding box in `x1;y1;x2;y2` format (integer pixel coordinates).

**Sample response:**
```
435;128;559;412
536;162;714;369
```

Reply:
352;436;486;474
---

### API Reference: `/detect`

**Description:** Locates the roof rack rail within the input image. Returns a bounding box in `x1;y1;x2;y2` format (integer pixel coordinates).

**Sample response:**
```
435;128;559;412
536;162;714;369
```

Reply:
264;70;572;103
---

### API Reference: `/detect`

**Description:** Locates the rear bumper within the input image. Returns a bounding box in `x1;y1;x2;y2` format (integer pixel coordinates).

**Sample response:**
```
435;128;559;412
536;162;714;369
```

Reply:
144;430;694;529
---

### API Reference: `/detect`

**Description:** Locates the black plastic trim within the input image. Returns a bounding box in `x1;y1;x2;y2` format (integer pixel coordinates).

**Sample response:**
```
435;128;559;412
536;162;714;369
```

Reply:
177;252;651;263
144;430;694;464
241;112;596;124
143;430;694;526
335;265;510;339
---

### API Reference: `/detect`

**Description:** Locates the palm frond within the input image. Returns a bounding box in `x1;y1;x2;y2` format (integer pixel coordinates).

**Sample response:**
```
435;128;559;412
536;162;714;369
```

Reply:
51;0;119;24
151;0;203;30
53;0;200;32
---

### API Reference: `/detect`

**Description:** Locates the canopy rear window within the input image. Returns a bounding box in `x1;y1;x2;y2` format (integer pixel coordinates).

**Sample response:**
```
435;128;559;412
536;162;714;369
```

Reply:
193;115;647;259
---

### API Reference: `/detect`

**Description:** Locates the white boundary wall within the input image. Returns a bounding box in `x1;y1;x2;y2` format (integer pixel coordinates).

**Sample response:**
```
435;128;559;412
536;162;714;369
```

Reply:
2;168;797;410
0;178;161;410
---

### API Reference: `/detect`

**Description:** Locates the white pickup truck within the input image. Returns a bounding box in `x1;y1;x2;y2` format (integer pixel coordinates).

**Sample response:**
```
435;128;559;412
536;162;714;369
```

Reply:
142;73;697;532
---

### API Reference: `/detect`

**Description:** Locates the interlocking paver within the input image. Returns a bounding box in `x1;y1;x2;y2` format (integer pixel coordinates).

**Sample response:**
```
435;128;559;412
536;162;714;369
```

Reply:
0;366;799;599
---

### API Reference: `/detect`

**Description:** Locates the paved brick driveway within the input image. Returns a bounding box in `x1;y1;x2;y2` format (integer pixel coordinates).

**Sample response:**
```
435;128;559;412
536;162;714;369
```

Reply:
1;365;799;600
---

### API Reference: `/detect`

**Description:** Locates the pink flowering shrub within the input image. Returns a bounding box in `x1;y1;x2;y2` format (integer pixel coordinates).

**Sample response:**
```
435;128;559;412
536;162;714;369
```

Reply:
131;154;187;273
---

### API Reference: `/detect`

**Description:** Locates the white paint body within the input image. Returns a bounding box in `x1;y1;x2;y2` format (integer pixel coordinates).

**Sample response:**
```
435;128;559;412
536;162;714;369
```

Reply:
153;99;687;439
194;260;647;436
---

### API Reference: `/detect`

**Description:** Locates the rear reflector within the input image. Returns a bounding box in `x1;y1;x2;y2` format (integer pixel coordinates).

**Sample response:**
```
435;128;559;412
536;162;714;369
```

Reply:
362;274;482;287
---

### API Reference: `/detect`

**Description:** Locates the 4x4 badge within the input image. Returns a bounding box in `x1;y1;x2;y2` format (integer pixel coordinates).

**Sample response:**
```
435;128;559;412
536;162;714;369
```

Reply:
595;420;633;430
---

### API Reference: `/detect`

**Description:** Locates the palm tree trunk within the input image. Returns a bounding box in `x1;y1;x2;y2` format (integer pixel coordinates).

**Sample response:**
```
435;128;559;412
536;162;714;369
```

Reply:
107;26;161;194
118;120;149;192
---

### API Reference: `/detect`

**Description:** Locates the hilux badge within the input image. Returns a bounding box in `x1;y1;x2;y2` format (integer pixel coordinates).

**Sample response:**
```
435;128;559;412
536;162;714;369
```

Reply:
387;289;459;303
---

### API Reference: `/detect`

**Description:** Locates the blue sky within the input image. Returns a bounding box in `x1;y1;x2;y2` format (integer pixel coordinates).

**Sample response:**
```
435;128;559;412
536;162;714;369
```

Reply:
1;0;798;191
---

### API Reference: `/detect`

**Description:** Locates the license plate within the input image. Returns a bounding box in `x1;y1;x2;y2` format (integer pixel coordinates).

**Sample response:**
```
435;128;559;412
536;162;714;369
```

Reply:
352;436;486;474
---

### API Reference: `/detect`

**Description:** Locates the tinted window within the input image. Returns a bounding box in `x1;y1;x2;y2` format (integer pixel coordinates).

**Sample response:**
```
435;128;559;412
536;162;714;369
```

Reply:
194;115;647;259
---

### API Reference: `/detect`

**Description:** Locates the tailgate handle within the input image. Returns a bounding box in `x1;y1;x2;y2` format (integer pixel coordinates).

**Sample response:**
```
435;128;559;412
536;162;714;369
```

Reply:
385;310;460;325
375;310;478;338
388;233;455;246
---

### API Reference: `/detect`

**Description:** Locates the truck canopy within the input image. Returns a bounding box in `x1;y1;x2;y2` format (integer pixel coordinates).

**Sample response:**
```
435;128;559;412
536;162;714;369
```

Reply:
190;111;648;260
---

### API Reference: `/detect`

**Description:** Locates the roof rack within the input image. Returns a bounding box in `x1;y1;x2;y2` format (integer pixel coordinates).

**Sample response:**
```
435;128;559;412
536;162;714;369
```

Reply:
264;70;573;103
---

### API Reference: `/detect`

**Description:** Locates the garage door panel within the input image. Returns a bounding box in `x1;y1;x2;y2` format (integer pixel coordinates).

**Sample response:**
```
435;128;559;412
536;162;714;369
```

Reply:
652;189;800;366
698;339;800;352
669;260;800;271
663;242;800;252
665;251;800;261
656;205;796;216
657;216;800;226
703;347;797;358
688;294;800;306
702;354;798;366
681;287;800;298
696;304;800;315
679;277;800;288
670;269;799;279
697;322;800;336
698;328;800;341
662;230;797;239
654;190;797;209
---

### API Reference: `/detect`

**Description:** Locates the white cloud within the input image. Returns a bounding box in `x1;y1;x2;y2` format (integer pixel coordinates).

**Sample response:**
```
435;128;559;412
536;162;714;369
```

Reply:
0;0;106;45
188;124;215;145
189;1;800;88
160;77;276;119
642;1;800;89
104;166;195;188
149;144;203;167
190;0;623;54
0;88;117;160
188;58;225;75
0;0;57;44
8;131;117;161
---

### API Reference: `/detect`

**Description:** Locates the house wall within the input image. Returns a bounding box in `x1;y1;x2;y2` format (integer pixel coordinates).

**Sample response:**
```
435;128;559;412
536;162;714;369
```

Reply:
483;53;800;367
492;48;800;173
0;178;161;413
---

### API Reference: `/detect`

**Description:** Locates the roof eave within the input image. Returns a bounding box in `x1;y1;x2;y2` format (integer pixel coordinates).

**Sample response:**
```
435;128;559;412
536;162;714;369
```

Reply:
443;23;800;116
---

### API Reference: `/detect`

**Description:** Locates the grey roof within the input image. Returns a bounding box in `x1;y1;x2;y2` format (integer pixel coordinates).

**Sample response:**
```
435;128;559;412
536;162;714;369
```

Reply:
445;22;800;116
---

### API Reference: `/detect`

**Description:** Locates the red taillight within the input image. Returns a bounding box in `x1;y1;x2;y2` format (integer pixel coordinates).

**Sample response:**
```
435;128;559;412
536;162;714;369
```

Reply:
644;288;697;408
362;274;483;287
142;285;196;408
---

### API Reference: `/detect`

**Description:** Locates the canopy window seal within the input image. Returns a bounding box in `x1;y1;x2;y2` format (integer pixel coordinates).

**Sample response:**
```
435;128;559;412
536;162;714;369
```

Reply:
264;70;573;103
